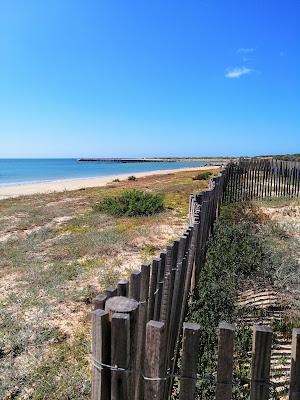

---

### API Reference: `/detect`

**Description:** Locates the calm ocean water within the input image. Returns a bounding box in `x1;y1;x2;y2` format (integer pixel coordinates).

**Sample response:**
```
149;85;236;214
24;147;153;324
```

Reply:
0;159;207;186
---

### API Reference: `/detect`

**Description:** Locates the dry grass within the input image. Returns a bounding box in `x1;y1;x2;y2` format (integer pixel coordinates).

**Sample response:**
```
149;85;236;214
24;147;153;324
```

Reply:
0;168;218;399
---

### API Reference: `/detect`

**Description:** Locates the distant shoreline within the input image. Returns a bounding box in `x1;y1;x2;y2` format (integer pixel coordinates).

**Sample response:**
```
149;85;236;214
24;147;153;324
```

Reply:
0;158;227;188
0;165;220;200
78;157;232;163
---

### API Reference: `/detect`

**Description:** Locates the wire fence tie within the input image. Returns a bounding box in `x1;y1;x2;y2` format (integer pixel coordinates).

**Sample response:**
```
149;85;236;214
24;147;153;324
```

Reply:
91;357;127;373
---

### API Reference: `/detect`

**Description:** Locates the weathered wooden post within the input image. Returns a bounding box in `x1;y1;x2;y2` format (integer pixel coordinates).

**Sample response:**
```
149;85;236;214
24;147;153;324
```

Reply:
134;264;150;400
117;279;129;297
169;256;188;392
179;322;201;400
144;320;166;400
153;251;166;320
147;258;160;321
289;328;300;400
215;322;235;400
105;296;139;399
160;245;174;337
168;236;187;356
94;293;108;310
130;270;141;301
91;309;111;400
250;325;273;400
111;313;130;400
105;287;118;298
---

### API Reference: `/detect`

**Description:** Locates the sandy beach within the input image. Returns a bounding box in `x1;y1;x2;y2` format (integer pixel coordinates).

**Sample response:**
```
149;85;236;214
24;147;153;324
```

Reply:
0;165;220;200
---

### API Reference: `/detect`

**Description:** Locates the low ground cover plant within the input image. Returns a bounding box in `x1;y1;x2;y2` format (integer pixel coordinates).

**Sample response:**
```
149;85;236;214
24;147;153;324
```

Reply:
187;200;300;399
2;169;297;399
94;189;165;217
192;171;213;181
128;175;136;181
0;169;211;399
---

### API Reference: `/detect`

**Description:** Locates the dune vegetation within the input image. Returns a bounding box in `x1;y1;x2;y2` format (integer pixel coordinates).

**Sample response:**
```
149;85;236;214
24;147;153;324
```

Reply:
0;168;218;400
188;197;300;399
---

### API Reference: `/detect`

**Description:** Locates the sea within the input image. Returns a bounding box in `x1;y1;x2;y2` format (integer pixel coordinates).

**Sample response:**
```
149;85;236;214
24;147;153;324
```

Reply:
0;159;207;186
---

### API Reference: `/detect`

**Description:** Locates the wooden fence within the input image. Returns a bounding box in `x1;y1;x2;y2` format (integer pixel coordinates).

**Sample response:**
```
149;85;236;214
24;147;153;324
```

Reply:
91;158;300;400
223;158;300;203
91;170;227;400
215;323;300;400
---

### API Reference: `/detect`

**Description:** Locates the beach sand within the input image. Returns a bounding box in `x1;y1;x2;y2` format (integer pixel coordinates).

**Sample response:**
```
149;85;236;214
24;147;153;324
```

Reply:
0;165;220;200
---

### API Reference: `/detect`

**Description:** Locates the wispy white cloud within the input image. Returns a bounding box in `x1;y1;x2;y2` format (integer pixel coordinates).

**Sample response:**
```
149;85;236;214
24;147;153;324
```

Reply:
225;66;253;79
237;48;256;54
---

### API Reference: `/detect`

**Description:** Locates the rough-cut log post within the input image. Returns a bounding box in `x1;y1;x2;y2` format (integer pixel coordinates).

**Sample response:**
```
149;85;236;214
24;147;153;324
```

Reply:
215;322;235;400
168;236;187;370
169;224;199;394
289;328;300;400
169;256;188;391
175;222;199;357
134;263;150;400
147;258;159;322
179;322;200;400
117;279;129;297
111;313;130;400
160;245;174;334
105;296;139;399
94;293;108;310
153;251;166;320
105;287;118;298
130;270;141;301
91;309;111;400
250;325;273;400
144;320;166;400
164;240;179;367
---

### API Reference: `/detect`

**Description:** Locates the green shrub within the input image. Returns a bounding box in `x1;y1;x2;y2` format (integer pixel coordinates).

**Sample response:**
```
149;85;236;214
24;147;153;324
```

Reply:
112;179;120;183
192;171;213;181
187;201;298;399
188;214;277;398
128;175;136;181
94;189;164;217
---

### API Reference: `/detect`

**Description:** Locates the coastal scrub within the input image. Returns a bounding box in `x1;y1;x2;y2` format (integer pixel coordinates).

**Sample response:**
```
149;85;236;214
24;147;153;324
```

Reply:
0;168;216;399
187;200;300;399
94;189;165;217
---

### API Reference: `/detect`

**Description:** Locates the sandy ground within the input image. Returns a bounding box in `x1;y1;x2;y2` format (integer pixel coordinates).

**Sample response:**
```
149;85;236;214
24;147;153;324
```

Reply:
0;165;219;199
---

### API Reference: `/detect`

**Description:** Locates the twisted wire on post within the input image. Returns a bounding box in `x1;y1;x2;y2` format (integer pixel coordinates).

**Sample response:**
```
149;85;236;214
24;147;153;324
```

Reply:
91;357;284;389
91;356;172;382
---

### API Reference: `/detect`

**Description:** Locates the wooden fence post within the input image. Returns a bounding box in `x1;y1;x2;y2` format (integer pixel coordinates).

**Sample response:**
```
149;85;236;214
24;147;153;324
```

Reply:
250;325;273;400
147;258;160;322
169;256;188;391
168;223;200;397
111;313;130;400
159;245;173;324
91;309;111;400
94;293;108;310
144;320;166;400
179;322;200;400
105;287;118;298
168;236;188;382
134;263;151;400
130;270;141;301
153;251;166;320
289;328;300;400
117;279;129;297
105;296;139;399
216;322;235;400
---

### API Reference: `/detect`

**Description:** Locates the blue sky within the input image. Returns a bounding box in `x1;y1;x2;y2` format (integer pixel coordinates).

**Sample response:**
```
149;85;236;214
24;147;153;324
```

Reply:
0;0;299;157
